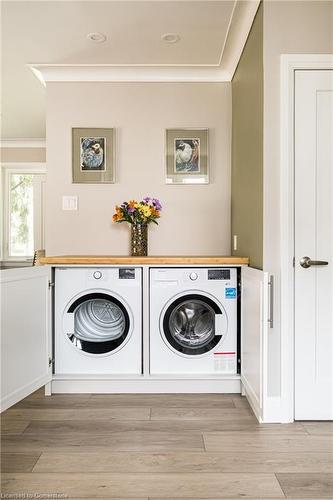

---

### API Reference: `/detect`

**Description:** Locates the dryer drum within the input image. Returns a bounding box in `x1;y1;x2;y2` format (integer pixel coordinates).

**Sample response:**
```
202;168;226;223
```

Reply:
74;298;126;342
66;292;131;354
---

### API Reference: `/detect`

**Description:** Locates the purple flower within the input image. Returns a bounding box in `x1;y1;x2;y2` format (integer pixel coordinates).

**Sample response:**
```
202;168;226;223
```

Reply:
143;196;151;204
128;207;136;213
152;198;162;211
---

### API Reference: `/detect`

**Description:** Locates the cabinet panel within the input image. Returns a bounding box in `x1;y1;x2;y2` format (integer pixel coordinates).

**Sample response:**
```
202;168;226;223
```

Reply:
1;266;52;411
241;267;268;421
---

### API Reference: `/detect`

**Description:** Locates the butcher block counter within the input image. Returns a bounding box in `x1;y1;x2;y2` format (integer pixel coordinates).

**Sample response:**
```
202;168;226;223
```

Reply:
39;255;249;265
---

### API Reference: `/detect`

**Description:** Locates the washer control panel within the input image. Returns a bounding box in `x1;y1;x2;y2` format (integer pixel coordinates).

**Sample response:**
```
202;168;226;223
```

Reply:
119;268;135;279
208;269;231;280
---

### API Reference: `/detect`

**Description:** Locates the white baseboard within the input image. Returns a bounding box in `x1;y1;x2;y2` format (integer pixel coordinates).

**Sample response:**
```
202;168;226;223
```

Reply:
1;374;51;412
51;374;241;394
241;374;261;421
262;396;282;423
241;375;282;423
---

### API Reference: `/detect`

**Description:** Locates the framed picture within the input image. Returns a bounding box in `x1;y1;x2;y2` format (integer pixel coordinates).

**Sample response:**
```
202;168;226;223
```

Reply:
72;128;115;183
165;128;209;184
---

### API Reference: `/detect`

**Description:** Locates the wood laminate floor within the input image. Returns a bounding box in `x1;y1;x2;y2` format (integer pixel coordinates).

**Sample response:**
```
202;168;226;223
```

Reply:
1;390;333;499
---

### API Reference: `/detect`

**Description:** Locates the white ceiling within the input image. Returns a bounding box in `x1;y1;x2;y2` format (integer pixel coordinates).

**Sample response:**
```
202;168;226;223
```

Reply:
1;0;258;139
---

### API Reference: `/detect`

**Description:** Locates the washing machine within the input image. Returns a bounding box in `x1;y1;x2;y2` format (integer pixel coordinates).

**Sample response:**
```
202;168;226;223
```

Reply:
55;267;142;374
150;267;238;375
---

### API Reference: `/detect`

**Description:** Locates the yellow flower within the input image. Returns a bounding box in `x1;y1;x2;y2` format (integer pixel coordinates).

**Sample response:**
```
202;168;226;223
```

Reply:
139;205;152;217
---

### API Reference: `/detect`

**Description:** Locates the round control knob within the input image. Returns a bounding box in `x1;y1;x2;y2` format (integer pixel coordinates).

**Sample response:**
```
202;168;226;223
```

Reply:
189;272;198;281
93;271;102;280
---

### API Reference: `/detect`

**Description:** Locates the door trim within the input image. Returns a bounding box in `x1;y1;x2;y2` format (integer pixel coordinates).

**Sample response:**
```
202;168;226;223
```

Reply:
280;54;333;422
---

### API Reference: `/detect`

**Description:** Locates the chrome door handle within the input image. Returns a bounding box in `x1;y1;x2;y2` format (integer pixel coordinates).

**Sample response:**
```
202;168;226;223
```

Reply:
300;256;329;268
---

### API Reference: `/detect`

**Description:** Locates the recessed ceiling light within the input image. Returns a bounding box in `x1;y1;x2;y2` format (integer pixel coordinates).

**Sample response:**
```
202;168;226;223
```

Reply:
87;32;107;43
161;33;180;44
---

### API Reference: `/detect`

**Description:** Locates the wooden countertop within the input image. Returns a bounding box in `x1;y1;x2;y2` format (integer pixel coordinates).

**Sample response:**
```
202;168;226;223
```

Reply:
39;255;249;265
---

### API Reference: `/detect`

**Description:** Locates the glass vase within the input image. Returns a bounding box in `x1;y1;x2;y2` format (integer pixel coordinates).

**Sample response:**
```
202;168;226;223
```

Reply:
131;222;148;256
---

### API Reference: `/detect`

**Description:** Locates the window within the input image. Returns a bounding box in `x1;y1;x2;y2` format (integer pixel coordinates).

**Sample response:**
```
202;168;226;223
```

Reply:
1;164;46;261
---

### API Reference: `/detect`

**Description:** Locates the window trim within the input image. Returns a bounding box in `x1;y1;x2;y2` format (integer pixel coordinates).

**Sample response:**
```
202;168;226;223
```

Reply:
1;163;46;262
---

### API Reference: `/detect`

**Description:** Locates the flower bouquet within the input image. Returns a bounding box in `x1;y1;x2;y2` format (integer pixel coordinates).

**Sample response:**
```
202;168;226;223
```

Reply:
112;197;162;256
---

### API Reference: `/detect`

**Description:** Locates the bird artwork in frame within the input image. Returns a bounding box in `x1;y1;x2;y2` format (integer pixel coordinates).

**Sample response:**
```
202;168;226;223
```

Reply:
72;128;115;183
166;129;209;184
174;138;200;173
80;137;106;171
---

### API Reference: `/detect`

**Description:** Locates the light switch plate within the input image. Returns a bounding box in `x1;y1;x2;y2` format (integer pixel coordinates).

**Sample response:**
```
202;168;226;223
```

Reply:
62;196;78;211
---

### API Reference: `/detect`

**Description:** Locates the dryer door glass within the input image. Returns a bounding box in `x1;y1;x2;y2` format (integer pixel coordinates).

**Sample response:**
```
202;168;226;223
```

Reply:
67;293;130;354
163;294;224;355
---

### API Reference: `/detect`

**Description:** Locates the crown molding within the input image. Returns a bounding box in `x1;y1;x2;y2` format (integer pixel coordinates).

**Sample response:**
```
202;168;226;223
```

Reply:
29;0;260;85
220;0;260;78
0;139;46;148
9;0;231;2
29;64;232;84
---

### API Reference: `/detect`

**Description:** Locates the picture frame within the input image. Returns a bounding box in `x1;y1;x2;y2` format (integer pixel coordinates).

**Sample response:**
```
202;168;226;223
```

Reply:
165;128;209;184
72;127;115;183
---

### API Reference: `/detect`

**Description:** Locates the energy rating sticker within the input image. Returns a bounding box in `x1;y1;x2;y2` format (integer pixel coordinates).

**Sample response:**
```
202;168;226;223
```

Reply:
225;287;237;298
214;352;237;373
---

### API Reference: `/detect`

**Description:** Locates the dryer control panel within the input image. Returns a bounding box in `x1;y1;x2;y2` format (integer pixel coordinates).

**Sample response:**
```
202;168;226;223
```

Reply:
85;267;138;283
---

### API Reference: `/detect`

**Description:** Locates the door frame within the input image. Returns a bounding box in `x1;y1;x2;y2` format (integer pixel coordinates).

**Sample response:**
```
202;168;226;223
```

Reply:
280;54;333;422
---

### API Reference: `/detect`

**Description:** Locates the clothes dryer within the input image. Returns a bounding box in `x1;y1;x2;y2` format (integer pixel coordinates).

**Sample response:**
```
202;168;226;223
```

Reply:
55;267;142;374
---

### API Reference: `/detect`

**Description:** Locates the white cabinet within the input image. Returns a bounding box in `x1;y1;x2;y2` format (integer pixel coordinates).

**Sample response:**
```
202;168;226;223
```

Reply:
240;267;269;422
0;266;52;411
1;264;270;421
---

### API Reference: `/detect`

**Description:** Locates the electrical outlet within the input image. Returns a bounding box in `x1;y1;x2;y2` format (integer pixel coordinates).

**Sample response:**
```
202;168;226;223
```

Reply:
233;234;238;251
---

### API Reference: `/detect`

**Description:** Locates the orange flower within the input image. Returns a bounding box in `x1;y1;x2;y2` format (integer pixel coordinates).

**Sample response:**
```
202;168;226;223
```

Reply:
128;200;137;209
113;205;123;222
151;208;160;217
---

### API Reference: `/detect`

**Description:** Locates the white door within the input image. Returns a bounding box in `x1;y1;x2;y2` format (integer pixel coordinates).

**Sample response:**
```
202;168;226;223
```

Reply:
241;267;269;422
0;266;52;411
295;70;333;420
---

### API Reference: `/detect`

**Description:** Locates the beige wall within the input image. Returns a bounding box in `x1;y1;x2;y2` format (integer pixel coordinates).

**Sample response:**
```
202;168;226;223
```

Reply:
0;147;46;163
263;0;333;274
45;82;231;256
231;3;263;270
263;0;333;396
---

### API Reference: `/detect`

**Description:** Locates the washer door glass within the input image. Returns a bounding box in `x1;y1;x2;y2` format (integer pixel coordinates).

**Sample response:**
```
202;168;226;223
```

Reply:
163;294;224;355
67;293;130;354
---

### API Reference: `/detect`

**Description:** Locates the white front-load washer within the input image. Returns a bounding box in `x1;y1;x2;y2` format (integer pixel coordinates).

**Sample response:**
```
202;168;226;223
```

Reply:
55;267;142;374
150;267;238;375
